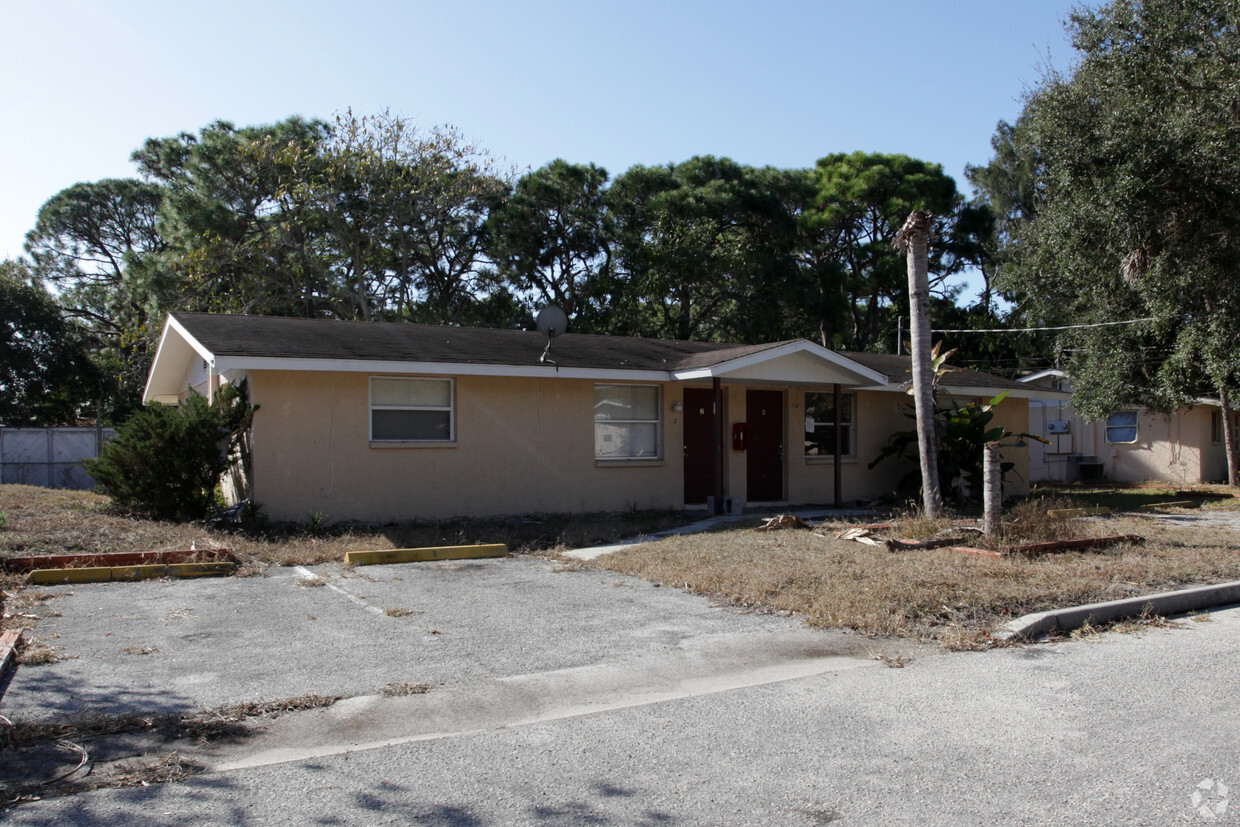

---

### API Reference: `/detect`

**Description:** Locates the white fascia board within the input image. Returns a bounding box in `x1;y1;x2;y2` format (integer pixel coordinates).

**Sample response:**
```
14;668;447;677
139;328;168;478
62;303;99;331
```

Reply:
167;315;218;364
142;317;219;405
1018;368;1068;384
141;319;177;404
671;341;888;386
212;355;673;383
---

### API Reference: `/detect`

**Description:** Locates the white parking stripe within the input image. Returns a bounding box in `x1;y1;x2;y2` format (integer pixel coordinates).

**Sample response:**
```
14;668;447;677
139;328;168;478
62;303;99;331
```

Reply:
293;566;385;616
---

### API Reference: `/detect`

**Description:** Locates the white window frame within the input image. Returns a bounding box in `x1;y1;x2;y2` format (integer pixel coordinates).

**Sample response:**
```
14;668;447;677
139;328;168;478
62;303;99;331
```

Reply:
1105;410;1139;444
594;384;662;461
369;376;455;443
804;391;855;458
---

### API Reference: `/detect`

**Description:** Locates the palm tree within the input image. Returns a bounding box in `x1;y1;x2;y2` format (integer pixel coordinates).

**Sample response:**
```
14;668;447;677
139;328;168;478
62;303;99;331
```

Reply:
896;210;943;517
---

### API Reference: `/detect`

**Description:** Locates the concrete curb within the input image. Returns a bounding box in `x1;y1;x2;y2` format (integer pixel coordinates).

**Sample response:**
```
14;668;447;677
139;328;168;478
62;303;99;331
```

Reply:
344;544;509;566
27;562;238;585
997;580;1240;640
1;548;233;574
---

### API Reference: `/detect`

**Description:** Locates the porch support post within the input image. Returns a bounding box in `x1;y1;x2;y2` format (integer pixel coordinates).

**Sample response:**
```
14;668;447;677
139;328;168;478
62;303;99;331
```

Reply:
713;377;725;515
833;383;843;507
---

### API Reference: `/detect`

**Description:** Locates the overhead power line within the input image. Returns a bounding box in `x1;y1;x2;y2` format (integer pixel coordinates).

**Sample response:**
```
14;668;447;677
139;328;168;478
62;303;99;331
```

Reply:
930;316;1164;334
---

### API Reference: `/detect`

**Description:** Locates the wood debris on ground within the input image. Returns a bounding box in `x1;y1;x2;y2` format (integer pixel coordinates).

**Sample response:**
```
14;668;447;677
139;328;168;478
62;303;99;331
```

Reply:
755;514;810;532
830;527;883;545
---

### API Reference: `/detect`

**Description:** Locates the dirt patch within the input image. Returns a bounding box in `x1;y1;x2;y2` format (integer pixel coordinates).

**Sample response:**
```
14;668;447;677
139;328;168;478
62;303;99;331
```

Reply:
0;692;344;807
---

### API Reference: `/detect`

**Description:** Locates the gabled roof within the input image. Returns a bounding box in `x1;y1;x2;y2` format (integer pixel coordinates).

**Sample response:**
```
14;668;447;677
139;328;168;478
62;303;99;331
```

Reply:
144;313;1062;404
144;313;890;403
167;312;742;368
843;351;1066;399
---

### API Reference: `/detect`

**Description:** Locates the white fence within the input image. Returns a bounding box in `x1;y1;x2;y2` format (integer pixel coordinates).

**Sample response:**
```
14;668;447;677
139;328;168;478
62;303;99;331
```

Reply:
0;427;116;490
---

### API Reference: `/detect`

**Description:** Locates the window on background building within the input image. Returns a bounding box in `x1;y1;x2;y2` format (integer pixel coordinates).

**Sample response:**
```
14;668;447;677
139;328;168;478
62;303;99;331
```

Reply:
370;377;454;442
1210;410;1240;444
594;385;661;459
804;392;855;457
1105;410;1139;444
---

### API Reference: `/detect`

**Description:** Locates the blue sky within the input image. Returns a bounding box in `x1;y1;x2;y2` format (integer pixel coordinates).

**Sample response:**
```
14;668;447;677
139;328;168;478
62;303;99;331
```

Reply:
1;0;1085;301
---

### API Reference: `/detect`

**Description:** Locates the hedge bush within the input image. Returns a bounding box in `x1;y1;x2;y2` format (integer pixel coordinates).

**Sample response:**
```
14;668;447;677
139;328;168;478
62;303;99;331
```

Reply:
85;380;256;521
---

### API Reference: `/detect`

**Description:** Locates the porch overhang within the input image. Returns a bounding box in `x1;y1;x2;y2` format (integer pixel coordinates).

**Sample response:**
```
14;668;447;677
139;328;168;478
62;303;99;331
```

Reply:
671;341;887;387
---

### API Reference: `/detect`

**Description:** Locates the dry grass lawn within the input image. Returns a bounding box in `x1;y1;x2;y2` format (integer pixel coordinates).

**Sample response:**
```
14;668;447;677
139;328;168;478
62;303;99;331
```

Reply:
4;483;1239;648
0;484;690;568
591;498;1240;647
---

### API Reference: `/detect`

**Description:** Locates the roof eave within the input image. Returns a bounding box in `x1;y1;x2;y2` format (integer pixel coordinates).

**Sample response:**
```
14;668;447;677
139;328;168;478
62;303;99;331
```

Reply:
142;316;218;405
671;341;888;386
213;355;675;382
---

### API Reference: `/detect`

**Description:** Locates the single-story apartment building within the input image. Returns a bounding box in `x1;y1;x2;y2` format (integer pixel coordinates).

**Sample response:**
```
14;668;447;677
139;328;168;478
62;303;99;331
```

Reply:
1021;369;1229;484
144;313;1060;523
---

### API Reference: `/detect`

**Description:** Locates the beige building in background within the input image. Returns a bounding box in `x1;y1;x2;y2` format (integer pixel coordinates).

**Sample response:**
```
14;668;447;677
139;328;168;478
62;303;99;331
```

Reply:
1021;369;1227;485
145;313;1053;523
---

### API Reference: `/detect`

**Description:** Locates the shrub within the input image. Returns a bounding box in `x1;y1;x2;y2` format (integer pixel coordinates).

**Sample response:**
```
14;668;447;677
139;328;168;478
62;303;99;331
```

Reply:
870;391;1044;504
84;380;256;521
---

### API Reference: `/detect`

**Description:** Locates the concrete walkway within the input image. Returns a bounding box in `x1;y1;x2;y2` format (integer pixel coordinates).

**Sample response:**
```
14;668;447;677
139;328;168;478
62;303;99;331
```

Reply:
563;507;875;561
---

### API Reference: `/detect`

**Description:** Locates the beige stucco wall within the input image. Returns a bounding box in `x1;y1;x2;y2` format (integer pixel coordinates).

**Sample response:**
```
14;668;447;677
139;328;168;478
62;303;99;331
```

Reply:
1101;406;1222;484
1027;400;1225;485
693;385;1029;508
244;371;1034;522
248;371;685;522
693;384;914;507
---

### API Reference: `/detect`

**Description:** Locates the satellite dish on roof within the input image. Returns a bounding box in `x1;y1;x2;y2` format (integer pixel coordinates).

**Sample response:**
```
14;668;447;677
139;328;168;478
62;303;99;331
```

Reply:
535;305;568;338
535;305;568;369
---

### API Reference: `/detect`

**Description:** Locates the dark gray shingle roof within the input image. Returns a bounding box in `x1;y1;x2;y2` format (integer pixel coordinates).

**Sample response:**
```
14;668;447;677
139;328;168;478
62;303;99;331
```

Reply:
172;313;785;373
172;313;1024;392
840;351;1028;393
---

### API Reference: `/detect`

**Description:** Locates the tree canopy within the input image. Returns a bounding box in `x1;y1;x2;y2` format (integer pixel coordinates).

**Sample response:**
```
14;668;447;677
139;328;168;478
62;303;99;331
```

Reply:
0;260;100;426
984;0;1240;479
15;110;990;422
992;0;1240;411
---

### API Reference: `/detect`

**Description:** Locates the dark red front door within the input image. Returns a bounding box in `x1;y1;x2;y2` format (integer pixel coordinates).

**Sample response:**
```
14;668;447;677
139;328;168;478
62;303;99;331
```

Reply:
746;390;784;502
683;388;716;504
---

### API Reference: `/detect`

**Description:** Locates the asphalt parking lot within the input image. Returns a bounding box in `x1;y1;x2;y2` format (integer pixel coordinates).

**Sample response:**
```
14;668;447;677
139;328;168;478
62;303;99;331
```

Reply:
4;555;1240;825
2;555;877;722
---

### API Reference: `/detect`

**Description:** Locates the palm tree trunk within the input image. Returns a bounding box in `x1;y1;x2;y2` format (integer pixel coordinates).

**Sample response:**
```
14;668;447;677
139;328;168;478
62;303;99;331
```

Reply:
897;210;943;517
983;442;1001;536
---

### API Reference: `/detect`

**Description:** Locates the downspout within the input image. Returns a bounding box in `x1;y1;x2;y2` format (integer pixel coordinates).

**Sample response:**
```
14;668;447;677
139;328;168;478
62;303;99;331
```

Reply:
833;383;843;507
713;377;724;515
